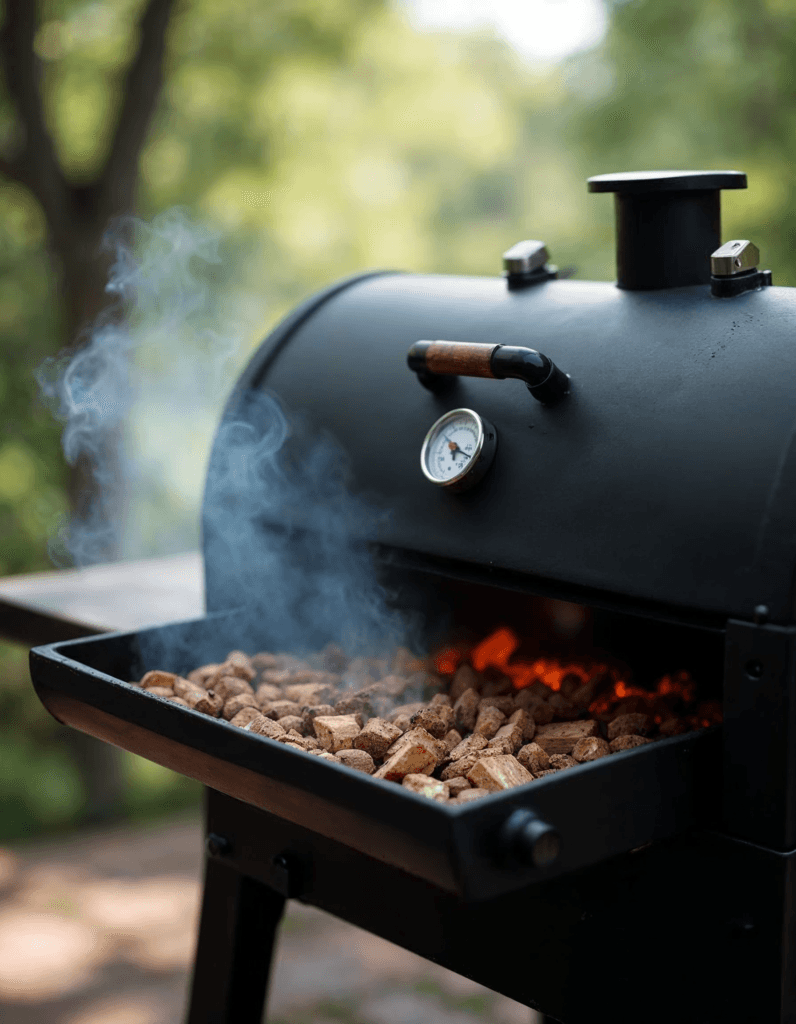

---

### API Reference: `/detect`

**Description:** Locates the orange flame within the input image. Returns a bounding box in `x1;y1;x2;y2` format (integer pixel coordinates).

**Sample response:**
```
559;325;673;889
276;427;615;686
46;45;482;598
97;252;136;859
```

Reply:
433;626;714;725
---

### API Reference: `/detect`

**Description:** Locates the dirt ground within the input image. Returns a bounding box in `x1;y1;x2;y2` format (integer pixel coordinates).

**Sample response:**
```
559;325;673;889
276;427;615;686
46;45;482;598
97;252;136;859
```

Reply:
0;813;538;1023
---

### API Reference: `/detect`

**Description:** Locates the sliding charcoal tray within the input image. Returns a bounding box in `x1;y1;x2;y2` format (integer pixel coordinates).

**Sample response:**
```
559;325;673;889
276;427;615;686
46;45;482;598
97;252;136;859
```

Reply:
30;611;721;901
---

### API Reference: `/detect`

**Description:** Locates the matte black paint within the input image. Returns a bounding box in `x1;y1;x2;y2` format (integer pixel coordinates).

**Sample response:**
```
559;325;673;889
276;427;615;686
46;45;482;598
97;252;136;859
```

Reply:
210;273;796;625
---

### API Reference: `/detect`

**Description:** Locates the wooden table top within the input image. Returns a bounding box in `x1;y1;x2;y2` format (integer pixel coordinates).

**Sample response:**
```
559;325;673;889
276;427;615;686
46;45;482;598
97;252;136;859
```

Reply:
0;552;204;646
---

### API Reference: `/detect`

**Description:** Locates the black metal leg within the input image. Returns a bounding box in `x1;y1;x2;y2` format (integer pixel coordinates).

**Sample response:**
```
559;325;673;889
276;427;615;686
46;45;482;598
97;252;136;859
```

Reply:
186;845;286;1023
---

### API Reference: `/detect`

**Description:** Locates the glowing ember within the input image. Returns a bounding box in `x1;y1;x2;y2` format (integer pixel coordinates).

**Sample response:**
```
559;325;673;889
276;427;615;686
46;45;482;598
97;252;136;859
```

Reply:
435;625;713;724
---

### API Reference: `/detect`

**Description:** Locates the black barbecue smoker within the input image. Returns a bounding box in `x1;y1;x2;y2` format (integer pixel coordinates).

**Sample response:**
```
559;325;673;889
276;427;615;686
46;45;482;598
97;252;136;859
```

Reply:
29;171;796;1024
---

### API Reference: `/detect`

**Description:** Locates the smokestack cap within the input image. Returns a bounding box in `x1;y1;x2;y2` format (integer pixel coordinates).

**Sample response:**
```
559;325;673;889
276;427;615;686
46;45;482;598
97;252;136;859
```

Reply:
588;170;748;290
588;170;747;194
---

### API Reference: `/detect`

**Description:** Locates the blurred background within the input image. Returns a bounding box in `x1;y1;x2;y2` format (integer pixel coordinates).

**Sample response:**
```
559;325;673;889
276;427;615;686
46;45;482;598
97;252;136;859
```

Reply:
0;0;793;1018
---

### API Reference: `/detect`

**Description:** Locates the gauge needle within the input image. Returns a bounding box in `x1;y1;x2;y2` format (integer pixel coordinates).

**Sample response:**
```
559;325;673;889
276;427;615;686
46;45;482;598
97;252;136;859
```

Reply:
445;438;471;461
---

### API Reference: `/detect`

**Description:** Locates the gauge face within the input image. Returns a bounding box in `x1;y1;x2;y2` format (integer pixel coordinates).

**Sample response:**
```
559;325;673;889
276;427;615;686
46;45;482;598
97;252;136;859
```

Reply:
420;408;497;491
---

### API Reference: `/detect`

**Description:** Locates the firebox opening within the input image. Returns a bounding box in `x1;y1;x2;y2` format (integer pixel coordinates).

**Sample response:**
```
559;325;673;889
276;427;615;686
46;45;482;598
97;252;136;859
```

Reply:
382;569;724;722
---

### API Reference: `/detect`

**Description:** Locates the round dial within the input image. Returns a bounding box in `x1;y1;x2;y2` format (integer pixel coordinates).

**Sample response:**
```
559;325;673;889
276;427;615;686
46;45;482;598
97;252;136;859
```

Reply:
420;408;497;492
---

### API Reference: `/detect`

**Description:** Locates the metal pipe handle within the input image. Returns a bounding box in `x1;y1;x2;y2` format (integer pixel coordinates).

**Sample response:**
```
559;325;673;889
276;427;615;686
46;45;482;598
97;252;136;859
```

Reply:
407;340;570;405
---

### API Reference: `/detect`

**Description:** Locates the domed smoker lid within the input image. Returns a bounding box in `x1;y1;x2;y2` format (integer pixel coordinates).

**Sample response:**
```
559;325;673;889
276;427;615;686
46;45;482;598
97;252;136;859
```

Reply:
587;170;747;193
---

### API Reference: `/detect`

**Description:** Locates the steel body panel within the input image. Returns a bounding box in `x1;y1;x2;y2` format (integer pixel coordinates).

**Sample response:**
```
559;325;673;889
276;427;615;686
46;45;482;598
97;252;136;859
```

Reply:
205;789;796;1024
218;274;796;624
29;616;718;901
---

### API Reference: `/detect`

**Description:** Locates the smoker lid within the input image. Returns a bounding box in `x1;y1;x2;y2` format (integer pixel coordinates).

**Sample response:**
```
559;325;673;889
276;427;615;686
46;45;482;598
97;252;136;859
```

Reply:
205;269;796;626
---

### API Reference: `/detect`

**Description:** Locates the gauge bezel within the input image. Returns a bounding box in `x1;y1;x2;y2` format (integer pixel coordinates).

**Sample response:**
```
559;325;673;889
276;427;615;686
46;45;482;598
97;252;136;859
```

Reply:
420;408;496;491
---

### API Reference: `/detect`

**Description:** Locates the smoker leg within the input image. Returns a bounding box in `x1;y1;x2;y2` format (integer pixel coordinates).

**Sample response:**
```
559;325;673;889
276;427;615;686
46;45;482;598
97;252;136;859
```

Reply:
185;851;286;1023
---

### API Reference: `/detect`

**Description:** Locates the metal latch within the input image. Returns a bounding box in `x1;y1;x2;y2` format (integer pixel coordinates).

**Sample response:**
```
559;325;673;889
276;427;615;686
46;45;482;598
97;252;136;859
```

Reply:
710;240;772;297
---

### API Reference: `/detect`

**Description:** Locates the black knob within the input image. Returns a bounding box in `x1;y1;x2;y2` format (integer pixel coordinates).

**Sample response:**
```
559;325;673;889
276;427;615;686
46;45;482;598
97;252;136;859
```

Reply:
500;809;561;869
588;170;747;290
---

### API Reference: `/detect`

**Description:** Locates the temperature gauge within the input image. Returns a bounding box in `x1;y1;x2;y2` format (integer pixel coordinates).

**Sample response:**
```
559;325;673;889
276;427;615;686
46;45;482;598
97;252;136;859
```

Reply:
420;408;497;492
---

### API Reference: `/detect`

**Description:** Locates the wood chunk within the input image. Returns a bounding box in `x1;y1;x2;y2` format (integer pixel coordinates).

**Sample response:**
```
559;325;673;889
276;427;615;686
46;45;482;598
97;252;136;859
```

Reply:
229;707;262;729
282;729;305;743
173;677;206;700
535;720;599;754
514;688;543;711
441;751;481;781
607;713;653;741
391;647;426;676
267;700;304;720
430;692;452;708
315;751;338;762
210;660;255;685
386;701;426;723
409;706;449;739
335;692;373;716
466;755;533;792
385;727;447;762
453;788;490;804
481;674;513;697
613;697;650;717
453;688;481;733
488;720;524;755
548;693;578;720
301;704;338;733
559;673;581;698
534;769;560;779
313;714;361;753
402;774;448;801
141;671;178;690
188;664;221;684
447;733;488;762
445;776;471;797
336;749;375;774
609;734;651;752
167;696;190;707
145;685;175;698
530;702;554;725
572;736;611;762
211;675;255;702
246;715;286;740
517;742;550;774
256;683;283;704
442;729;462;753
282;734;320;751
549;754;578;770
373;741;438;781
278;715;305;735
473;705;506;739
353;718;403;760
479;696;515;716
186;690;224;717
226;650;254;670
450;664;479;703
285;681;334;706
392;713;413;733
658;718;690;738
223;693;260;720
251;652;281;671
570;672;613;710
509;708;535;743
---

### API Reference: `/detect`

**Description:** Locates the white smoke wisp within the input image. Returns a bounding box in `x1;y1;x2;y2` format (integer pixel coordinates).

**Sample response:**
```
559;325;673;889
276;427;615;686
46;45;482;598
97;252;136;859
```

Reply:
202;389;412;658
37;209;246;567
38;208;416;659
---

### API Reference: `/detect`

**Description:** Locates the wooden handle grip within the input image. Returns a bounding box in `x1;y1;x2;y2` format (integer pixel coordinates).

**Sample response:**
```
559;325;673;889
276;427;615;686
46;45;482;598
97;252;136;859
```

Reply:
424;341;498;379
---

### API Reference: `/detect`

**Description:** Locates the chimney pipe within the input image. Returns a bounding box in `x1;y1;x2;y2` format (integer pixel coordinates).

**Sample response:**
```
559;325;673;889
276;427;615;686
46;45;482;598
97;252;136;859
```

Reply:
588;170;747;290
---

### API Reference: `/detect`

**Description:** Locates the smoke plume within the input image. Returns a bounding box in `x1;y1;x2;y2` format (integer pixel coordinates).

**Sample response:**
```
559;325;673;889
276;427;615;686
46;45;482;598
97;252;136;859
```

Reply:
38;209;412;658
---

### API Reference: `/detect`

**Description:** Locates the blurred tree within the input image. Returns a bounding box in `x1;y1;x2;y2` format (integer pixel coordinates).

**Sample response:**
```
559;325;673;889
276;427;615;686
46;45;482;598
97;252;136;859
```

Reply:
0;0;176;341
